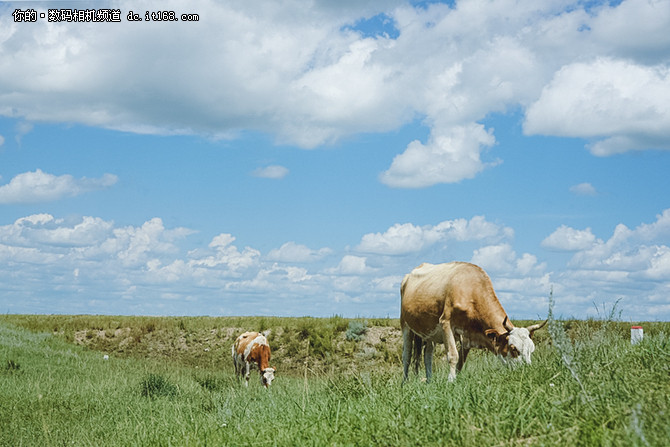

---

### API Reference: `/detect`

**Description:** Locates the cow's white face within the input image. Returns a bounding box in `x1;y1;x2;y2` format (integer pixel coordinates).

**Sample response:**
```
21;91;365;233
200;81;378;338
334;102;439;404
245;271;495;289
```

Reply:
506;327;535;364
261;367;275;387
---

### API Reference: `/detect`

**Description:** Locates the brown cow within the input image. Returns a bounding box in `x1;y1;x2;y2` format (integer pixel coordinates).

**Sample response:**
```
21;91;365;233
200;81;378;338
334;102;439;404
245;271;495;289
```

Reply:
232;331;276;388
401;262;546;382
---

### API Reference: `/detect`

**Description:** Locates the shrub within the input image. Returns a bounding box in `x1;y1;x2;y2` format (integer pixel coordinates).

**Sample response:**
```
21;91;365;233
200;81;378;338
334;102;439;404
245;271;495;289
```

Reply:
139;373;178;398
278;325;304;357
194;373;223;392
4;359;20;372
308;327;333;359
345;320;367;342
329;315;349;333
178;320;187;331
258;318;269;333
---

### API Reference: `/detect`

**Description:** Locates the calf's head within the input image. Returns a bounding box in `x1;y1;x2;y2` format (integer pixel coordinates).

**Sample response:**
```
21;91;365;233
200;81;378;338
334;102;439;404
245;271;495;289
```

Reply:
261;367;276;388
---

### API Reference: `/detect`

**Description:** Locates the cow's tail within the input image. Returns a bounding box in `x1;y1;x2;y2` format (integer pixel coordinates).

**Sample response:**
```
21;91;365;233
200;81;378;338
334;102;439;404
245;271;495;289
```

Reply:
410;331;424;373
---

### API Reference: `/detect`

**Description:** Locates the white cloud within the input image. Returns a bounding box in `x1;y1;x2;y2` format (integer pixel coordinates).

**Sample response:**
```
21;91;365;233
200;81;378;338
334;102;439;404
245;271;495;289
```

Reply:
471;243;517;273
524;58;670;155
356;222;441;255
257;264;311;284
570;182;597;196
589;0;670;63
0;214;114;248
328;255;375;275
643;247;670;280
1;1;667;189
0;134;4;146
252;165;289;179
0;169;117;204
567;217;670;279
114;218;193;267
542;225;598;252
635;208;670;241
379;124;498;187
14;122;33;144
356;216;512;255
266;241;331;262
188;233;261;274
1;209;670;319
470;243;546;276
0;214;194;286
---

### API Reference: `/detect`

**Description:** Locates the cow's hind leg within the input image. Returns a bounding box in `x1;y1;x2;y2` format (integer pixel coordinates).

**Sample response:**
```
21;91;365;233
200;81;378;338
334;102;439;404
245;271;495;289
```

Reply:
401;325;412;383
423;340;434;383
244;362;250;387
233;358;242;383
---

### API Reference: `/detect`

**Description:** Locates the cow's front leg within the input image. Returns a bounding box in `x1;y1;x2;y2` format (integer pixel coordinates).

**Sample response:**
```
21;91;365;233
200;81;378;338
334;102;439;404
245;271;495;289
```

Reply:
457;342;470;372
440;318;459;382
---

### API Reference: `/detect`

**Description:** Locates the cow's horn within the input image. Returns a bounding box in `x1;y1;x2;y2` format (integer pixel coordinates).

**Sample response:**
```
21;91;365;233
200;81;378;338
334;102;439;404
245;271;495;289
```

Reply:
526;319;548;333
502;316;514;332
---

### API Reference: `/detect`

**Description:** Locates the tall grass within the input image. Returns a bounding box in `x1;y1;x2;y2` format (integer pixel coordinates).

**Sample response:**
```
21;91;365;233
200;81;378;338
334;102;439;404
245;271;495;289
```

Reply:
1;314;669;446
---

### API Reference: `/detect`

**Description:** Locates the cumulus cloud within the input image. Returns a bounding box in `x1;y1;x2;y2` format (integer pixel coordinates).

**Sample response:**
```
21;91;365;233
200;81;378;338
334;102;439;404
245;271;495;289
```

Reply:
1;209;670;318
328;255;375;275
542;225;598;252
535;209;670;318
0;214;191;267
471;243;517;272
188;233;261;274
356;215;512;255
252;165;289;179
379;124;498;187
266;241;331;263
539;219;670;319
524;59;670;155
566;210;670;278
0;169;118;204
570;182;597;196
114;218;194;267
1;1;667;188
471;243;545;276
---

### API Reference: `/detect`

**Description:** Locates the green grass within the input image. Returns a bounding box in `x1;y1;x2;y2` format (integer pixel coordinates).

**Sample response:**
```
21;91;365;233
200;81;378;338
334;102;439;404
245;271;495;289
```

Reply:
1;315;669;446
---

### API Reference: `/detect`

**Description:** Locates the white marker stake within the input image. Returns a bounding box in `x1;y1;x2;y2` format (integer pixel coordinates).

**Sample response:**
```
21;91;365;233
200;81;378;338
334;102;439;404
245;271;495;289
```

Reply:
631;326;643;345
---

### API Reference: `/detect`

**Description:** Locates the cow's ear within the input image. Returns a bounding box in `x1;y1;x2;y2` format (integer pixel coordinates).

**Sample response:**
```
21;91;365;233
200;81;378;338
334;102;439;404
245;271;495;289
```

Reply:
497;333;510;347
485;328;497;342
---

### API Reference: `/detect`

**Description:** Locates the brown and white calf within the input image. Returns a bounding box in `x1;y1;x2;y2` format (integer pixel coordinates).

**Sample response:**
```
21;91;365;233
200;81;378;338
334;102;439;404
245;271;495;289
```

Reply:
232;331;276;388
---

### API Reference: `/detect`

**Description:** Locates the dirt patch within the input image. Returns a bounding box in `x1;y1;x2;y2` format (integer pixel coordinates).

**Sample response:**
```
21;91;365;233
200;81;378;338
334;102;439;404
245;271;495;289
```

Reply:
363;326;401;346
68;322;405;375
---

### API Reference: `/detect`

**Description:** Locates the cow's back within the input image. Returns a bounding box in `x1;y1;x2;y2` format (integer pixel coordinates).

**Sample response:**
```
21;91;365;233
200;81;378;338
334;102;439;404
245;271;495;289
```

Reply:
233;331;258;360
401;262;506;339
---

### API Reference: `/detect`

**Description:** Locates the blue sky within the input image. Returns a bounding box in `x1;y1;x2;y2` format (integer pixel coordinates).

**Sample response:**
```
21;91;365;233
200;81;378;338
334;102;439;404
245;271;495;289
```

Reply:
1;0;669;321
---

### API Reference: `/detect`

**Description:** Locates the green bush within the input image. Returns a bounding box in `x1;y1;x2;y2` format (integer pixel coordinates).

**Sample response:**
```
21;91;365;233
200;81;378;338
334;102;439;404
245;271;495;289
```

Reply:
4;359;20;372
345;320;367;341
139;373;178;398
194;373;224;392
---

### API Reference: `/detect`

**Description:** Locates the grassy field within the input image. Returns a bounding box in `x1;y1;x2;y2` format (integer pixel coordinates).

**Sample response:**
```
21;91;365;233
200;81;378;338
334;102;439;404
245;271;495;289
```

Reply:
1;314;669;446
